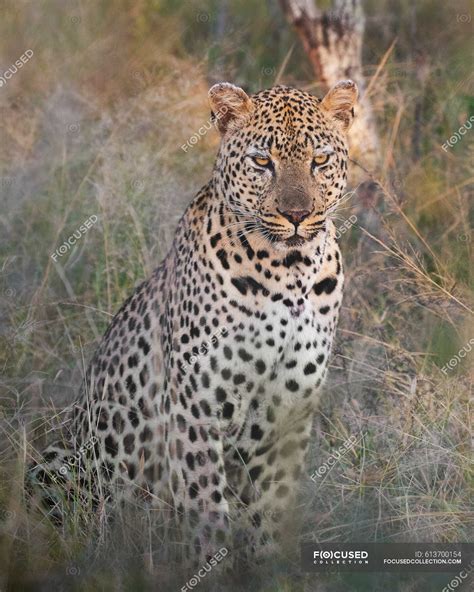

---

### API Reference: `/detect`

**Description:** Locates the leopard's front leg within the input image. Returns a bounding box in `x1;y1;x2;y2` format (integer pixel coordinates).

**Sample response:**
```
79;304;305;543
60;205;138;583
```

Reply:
167;411;232;566
230;419;312;562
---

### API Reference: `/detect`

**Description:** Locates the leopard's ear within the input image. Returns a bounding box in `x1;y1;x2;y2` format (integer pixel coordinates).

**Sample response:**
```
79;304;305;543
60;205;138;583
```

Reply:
320;80;358;132
208;82;253;135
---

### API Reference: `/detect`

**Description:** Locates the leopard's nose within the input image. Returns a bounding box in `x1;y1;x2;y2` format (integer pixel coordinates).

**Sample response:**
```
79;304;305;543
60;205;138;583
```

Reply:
278;209;311;225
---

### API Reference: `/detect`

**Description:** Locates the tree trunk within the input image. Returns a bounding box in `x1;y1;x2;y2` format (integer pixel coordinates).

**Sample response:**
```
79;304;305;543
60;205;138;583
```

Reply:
280;0;380;184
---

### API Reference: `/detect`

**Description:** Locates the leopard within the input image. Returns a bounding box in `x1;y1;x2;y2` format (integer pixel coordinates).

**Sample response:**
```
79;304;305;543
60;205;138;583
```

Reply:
28;79;358;565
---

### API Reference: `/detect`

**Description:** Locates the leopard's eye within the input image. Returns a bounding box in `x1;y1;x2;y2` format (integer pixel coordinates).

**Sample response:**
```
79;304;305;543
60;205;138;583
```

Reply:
313;153;331;167
253;156;271;167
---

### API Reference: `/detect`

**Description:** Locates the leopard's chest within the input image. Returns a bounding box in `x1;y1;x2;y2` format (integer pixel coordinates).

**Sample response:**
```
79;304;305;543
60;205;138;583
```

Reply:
215;294;340;445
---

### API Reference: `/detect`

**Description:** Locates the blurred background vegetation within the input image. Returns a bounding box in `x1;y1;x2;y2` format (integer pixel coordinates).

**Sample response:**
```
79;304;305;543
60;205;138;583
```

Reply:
0;0;472;590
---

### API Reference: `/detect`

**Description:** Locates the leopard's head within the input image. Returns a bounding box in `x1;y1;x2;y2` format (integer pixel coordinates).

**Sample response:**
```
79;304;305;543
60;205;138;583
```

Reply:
209;81;357;249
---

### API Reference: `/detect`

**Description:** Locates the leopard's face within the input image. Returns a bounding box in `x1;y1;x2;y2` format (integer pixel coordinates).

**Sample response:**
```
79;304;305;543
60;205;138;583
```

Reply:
210;82;358;250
